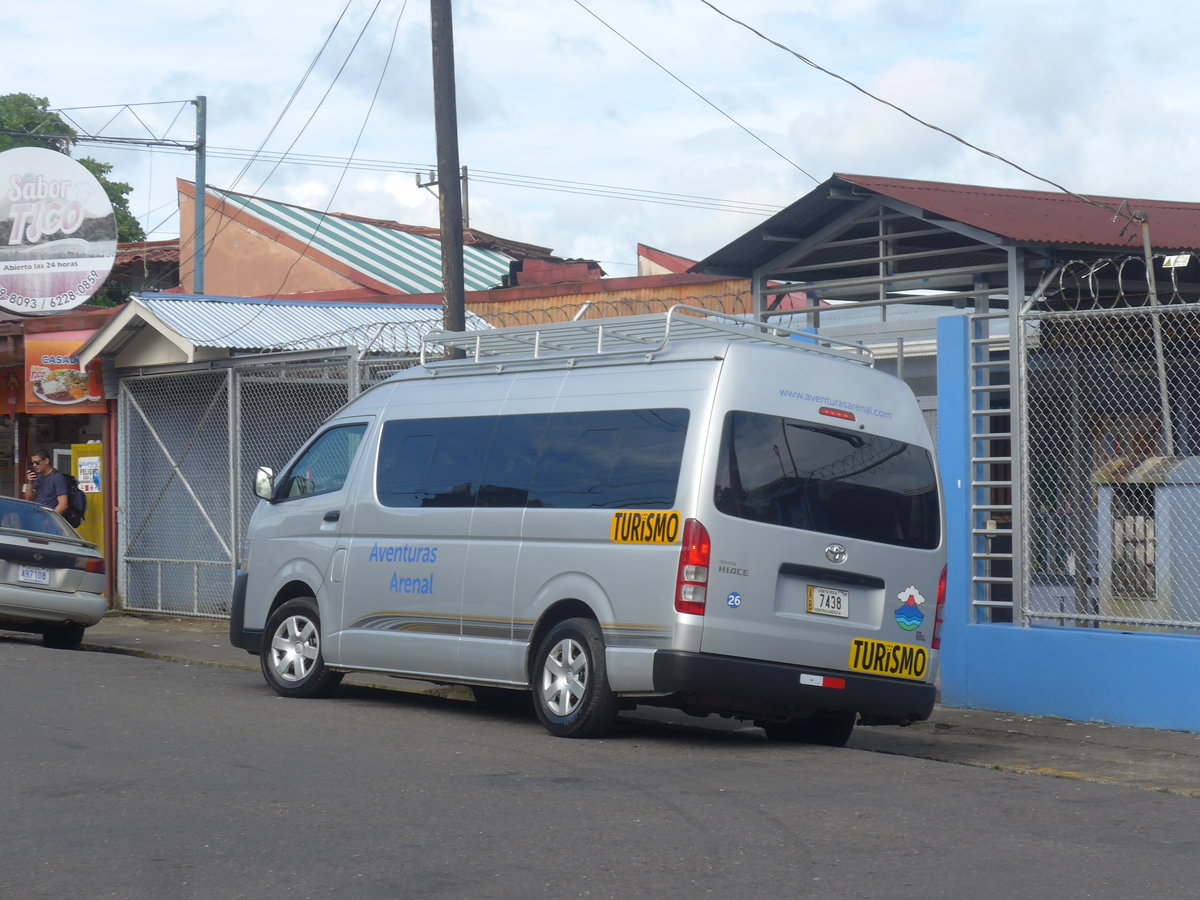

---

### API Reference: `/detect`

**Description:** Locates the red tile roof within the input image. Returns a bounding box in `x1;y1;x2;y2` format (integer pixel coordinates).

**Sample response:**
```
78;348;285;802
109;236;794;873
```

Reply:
115;239;180;265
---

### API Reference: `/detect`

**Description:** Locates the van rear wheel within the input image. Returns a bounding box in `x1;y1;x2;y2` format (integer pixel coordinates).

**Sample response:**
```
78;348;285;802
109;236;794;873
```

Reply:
261;597;344;698
763;711;856;746
532;617;619;738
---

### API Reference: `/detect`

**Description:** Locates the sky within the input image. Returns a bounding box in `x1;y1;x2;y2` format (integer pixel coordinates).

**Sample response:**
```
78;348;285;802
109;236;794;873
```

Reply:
8;0;1200;276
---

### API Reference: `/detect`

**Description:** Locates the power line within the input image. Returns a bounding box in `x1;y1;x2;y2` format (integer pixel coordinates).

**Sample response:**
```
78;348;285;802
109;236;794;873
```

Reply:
266;0;409;302
698;0;1129;221
180;0;370;274
572;0;819;184
466;166;781;214
198;0;406;340
94;141;783;218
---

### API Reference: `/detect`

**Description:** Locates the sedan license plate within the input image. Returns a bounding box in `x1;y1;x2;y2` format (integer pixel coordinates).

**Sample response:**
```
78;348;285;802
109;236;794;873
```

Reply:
807;584;849;618
18;565;50;585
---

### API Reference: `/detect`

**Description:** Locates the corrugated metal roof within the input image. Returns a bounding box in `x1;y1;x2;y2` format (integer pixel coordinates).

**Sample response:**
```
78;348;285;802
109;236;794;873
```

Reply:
696;174;1200;276
210;187;513;293
838;173;1200;250
135;292;488;353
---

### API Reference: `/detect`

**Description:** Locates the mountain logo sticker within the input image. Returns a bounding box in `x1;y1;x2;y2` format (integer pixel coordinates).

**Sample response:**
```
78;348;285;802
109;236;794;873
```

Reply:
894;586;926;631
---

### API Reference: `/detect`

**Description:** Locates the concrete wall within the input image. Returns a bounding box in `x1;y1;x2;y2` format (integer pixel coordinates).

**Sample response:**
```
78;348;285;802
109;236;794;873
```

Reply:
936;315;1200;733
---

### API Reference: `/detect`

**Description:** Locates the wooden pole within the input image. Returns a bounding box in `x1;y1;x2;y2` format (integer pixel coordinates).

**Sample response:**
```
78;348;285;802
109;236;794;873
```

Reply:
430;0;465;338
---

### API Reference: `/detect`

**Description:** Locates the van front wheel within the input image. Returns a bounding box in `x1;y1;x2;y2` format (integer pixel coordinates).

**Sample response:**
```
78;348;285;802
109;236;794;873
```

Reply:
261;597;344;698
532;618;619;738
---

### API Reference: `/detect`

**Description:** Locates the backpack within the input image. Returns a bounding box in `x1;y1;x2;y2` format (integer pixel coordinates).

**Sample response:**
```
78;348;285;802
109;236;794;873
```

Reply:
63;474;86;528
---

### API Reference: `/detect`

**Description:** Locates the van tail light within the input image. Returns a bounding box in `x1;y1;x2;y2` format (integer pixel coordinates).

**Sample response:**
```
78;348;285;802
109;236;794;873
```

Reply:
931;565;947;650
675;518;710;616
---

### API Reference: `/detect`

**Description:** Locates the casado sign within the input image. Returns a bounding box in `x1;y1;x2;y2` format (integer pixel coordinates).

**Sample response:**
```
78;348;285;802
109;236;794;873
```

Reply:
0;147;116;315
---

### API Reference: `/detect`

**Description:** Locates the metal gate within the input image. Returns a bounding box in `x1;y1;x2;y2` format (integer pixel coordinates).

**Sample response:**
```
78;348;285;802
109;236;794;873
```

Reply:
116;352;394;617
1017;259;1200;632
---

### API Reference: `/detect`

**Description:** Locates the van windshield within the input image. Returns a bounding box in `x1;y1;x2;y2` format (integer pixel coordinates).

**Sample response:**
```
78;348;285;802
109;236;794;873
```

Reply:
714;411;940;549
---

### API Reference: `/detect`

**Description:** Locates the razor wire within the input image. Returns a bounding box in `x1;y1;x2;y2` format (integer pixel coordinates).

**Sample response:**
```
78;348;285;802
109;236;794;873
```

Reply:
1019;253;1200;632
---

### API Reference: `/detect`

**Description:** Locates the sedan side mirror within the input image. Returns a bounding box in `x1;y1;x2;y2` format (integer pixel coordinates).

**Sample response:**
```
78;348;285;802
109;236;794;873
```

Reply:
254;466;276;501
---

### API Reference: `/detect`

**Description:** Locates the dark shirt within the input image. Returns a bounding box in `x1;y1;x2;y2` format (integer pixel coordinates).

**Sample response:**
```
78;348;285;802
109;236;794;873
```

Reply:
32;470;68;510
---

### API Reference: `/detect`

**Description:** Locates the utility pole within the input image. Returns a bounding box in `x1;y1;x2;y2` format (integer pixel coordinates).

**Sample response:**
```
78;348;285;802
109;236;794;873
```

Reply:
430;0;465;338
193;95;207;294
415;165;470;227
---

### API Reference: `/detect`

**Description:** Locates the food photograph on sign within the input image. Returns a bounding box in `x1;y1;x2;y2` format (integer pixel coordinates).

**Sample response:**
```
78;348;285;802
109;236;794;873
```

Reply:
24;331;106;414
31;366;92;404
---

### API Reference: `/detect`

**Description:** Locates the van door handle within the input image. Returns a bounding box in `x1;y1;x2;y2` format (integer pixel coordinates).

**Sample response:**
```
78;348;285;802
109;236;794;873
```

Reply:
323;510;341;522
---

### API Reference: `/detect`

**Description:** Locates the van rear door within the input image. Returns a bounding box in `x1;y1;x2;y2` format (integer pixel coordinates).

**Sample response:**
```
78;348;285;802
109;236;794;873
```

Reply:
697;407;943;682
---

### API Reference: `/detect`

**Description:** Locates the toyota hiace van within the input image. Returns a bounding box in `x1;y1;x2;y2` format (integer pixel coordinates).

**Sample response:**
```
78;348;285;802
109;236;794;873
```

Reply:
230;308;946;742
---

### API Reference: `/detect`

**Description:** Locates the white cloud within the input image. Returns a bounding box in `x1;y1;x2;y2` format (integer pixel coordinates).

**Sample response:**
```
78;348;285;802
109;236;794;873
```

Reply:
10;0;1200;263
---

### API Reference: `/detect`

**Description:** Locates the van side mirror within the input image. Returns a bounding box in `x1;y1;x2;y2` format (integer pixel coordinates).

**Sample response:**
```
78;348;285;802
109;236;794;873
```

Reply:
254;466;276;501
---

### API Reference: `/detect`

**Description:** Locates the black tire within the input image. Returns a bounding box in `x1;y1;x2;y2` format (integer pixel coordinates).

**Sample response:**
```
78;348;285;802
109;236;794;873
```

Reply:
531;617;619;738
763;711;856;747
260;597;344;698
42;623;85;649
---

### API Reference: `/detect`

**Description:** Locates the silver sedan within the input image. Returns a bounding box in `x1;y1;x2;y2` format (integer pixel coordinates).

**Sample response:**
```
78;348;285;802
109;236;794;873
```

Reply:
0;497;106;648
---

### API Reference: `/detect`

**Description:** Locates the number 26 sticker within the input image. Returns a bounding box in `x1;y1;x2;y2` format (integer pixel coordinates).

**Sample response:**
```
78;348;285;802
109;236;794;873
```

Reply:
726;592;742;609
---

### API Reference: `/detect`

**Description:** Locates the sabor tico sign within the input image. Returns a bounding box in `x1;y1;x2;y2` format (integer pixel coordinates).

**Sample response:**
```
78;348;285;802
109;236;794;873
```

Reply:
0;147;117;315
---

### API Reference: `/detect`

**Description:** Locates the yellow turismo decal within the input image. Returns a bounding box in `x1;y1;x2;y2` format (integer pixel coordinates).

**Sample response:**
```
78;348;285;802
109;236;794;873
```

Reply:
610;510;682;545
848;637;929;680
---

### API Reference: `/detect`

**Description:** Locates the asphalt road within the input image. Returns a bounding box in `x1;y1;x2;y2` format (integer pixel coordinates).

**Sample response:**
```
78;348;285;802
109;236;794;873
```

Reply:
3;636;1199;900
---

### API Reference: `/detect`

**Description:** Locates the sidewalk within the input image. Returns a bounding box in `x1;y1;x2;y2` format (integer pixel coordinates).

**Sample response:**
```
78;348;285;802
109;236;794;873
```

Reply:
79;612;1200;798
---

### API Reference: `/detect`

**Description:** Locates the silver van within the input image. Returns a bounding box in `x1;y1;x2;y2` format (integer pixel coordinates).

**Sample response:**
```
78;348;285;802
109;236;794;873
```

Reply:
230;308;945;742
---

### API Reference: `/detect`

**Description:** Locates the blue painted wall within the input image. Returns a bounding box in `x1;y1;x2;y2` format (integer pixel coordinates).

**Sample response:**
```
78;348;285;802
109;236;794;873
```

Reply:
936;316;1200;733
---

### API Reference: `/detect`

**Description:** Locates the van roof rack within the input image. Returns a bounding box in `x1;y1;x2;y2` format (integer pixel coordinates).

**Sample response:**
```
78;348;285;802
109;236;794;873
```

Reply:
419;305;873;369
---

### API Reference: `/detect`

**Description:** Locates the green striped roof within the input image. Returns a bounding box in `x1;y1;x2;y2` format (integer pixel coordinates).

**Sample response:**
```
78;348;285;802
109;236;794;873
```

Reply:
210;187;512;293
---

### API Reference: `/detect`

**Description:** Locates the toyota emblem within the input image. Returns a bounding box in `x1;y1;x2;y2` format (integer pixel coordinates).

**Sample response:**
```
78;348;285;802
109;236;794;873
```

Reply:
825;543;848;565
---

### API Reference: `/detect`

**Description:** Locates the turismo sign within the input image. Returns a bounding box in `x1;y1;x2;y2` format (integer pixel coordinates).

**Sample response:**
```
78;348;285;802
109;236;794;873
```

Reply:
0;147;116;315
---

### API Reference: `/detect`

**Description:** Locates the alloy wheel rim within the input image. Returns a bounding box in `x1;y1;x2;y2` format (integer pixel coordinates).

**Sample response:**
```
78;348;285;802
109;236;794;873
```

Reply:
540;637;588;716
270;614;318;682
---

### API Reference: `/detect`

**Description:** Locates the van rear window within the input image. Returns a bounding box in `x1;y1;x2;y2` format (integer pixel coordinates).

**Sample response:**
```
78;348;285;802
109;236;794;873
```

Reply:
714;411;939;549
378;408;689;510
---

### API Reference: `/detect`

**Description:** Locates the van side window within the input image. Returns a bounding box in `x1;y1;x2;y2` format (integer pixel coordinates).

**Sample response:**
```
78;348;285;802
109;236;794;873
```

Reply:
378;417;492;508
376;408;689;510
529;409;689;509
477;413;550;508
279;423;367;500
714;411;940;549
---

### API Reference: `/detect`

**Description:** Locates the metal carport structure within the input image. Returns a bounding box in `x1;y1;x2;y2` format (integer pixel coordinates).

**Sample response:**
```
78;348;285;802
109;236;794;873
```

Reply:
694;172;1200;730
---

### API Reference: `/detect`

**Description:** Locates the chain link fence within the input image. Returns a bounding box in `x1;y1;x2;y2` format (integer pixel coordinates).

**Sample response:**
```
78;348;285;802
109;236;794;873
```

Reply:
118;356;369;617
1020;257;1200;632
115;293;941;618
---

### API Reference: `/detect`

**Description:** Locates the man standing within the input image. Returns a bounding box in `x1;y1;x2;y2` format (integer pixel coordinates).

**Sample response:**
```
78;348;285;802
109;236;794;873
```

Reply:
23;450;68;517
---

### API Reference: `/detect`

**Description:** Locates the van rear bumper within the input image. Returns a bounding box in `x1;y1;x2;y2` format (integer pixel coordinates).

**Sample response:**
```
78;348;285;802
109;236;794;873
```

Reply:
651;650;936;724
